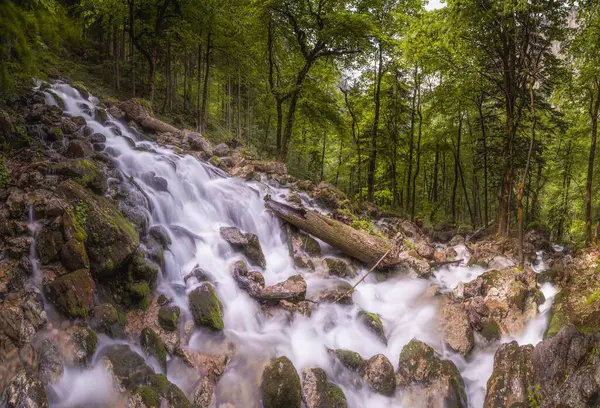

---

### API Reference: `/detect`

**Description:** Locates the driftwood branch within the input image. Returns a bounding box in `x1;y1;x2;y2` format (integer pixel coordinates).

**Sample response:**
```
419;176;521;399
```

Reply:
265;198;400;269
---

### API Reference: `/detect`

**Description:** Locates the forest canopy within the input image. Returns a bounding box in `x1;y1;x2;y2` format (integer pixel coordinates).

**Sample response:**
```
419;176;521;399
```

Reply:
2;0;600;248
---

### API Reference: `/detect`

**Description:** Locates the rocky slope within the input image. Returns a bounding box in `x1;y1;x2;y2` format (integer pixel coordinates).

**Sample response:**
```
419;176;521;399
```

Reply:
1;81;599;408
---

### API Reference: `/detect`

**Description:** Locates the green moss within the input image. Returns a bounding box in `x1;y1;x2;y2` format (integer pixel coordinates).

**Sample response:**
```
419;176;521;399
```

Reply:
481;320;500;341
137;386;160;408
209;156;220;166
260;356;301;408
146;374;191;408
140;327;167;373
46;269;95;319
0;155;10;189
546;291;566;338
585;290;600;305
326;382;347;405
158;306;180;332
332;349;365;375
528;384;543;408
189;283;224;331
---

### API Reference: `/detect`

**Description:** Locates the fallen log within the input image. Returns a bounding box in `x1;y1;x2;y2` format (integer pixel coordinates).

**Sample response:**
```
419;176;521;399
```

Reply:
264;198;400;269
113;99;180;134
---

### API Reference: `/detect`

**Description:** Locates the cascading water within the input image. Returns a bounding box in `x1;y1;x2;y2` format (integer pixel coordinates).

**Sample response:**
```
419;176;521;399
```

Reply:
43;82;557;407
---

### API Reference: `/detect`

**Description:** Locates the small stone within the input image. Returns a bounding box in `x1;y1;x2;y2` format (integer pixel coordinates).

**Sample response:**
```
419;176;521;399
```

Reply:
324;258;354;278
214;143;230;157
358;311;387;345
158;305;180;332
37;339;64;384
220;226;266;268
140;327;167;373
363;354;395;396
301;367;348;408
189;282;224;331
260;356;302;408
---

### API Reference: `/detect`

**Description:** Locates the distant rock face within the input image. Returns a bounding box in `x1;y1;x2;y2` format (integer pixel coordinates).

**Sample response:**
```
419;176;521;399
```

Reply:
260;356;302;408
396;339;468;408
220;226;266;268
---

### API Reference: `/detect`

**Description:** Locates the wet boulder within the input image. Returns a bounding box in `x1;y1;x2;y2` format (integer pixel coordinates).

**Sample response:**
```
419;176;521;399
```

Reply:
260;356;302;408
1;368;49;408
149;225;172;248
484;341;534;408
330;349;365;376
145;373;192;408
89;132;106;144
59;181;139;278
50;158;106;194
140;327;167;372
60;238;90;271
0;291;47;349
440;296;474;357
141;171;169;193
36;224;64;264
259;275;307;304
358;311;387;345
187;132;213;155
364;354;395;396
301;367;347;408
324;258;355;278
214;143;230;157
313;280;353;305
158;305;180;332
45;269;95;319
101;344;154;391
532;326;600;407
220;226;266;268
90;303;124;338
189;282;224;331
64;326;98;366
65;139;93;158
37;339;64;385
396;339;467;408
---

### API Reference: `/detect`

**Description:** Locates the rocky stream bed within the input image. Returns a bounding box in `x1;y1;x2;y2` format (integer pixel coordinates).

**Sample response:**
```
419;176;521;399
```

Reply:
0;81;599;408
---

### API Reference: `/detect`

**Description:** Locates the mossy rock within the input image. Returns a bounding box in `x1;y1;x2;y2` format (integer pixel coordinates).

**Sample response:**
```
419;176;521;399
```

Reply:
125;281;152;310
69;326;98;366
36;225;64;264
147;374;191;408
301;367;347;408
189;282;224;331
90;303;124;338
128;250;159;286
102;344;153;390
303;235;321;257
330;349;365;376
140;327;167;373
60;238;90;271
135;386;160;408
260;356;302;408
158;305;180;332
58;180;139;279
480;319;501;342
45;269;95;319
51;159;106;194
324;258;354;278
358;310;387;345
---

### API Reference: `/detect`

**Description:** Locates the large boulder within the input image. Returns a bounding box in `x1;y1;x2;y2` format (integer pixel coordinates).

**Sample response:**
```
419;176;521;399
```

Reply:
220;226;266;268
533;327;600;407
396;339;468;408
440;296;474;356
63;326;98;366
59;180;139;278
49;159;106;194
301;367;348;408
364;354;395;396
101;344;154;391
483;341;534;408
37;339;64;385
189;283;224;331
0;291;47;350
260;356;302;408
187;132;213;155
45;269;95;319
1;368;49;408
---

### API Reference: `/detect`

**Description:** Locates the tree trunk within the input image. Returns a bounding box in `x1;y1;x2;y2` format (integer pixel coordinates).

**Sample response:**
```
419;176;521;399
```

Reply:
128;0;135;96
342;88;361;199
477;95;489;226
411;84;422;220
433;142;439;203
406;66;418;210
265;199;398;268
452;112;461;224
113;23;120;91
367;44;384;202
199;32;211;134
586;77;600;245
335;135;343;187
320;131;327;181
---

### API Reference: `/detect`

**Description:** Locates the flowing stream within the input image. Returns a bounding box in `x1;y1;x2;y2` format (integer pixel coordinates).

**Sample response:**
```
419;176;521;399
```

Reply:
41;83;557;408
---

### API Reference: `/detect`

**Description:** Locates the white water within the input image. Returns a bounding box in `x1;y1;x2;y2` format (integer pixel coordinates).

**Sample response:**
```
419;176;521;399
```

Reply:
44;83;557;407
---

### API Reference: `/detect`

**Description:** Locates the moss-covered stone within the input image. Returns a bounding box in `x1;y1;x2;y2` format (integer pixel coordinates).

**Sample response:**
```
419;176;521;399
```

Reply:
102;345;153;390
52;159;106;194
396;339;467;408
136;386;160;408
90;303;124;337
37;225;65;264
324;258;354;278
125;281;152;309
60;238;90;271
140;327;167;373
128;250;159;286
158;305;180;332
330;349;365;375
45;269;95;319
303;235;321;257
260;356;302;408
481;319;501;342
301;367;347;408
147;374;191;408
189;283;224;331
69;326;98;366
358;310;387;345
58;180;139;279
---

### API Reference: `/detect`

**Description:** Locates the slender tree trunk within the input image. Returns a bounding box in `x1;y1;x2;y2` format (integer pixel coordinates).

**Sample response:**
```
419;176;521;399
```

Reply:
128;0;135;96
114;23;120;91
199;32;211;134
335;135;343;187
452;111;462;224
477;95;489;226
411;85;422;221
197;41;202;128
237;70;242;141
406;66;418;210
367;44;384;202
586;77;600;245
433;142;439;203
320;131;327;181
342;88;361;199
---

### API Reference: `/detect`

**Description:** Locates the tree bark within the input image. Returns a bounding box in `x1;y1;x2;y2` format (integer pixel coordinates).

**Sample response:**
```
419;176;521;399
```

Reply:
411;84;422;221
477;94;489;226
368;43;384;202
586;77;600;245
128;0;135;96
406;66;418;211
265;199;399;268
